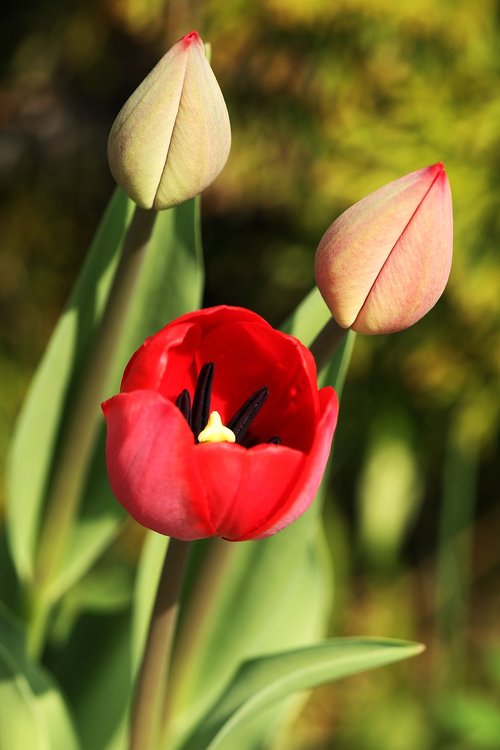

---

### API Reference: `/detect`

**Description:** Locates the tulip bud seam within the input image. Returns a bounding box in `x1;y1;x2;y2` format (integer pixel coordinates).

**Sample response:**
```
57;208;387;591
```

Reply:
315;162;453;334
352;163;444;331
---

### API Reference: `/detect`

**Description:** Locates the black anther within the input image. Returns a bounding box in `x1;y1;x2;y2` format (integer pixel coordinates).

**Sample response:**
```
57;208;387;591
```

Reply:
191;362;214;437
228;386;269;443
175;389;192;424
268;436;281;445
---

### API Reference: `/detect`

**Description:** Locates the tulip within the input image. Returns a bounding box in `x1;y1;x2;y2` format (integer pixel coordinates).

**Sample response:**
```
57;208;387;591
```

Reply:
102;306;338;541
107;31;231;210
314;163;453;334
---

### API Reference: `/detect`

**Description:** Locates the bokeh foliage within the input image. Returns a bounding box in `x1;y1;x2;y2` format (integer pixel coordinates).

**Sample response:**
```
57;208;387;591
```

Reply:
1;0;499;748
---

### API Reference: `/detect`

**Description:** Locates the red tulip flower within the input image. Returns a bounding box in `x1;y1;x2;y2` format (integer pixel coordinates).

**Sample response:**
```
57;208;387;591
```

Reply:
102;306;338;541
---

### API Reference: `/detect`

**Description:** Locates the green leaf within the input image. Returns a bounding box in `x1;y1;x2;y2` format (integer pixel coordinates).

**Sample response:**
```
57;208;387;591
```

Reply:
183;638;424;750
7;191;204;602
280;287;330;347
320;328;356;397
0;603;79;750
68;612;132;750
0;649;46;750
166;516;331;748
113;197;203;359
51;560;133;645
131;531;169;672
282;285;356;397
53;197;203;600
7;188;134;584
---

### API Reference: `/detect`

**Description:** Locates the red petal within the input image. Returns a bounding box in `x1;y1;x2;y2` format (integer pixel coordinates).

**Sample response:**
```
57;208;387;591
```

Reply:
120;306;273;401
247;386;339;539
198;322;319;451
102;390;213;539
172;305;273;332
121;322;201;397
193;441;305;540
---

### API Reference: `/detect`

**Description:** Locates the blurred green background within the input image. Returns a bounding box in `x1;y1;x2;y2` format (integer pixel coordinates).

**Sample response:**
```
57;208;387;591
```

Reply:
1;0;499;748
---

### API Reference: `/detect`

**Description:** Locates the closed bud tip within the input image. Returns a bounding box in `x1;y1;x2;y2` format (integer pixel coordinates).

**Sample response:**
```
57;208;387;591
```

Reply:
107;31;231;210
314;163;453;334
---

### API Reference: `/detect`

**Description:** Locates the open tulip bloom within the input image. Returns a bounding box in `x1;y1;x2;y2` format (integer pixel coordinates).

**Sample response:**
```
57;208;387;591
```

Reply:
102;306;339;541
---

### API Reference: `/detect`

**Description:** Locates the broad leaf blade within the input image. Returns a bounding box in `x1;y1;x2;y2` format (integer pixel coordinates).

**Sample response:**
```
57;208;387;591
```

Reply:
132;531;169;673
0;647;47;750
166;515;330;747
69;614;132;750
184;638;424;750
50;197;203;600
321;329;356;397
280;287;330;347
0;603;79;750
7;189;203;603
6;188;134;584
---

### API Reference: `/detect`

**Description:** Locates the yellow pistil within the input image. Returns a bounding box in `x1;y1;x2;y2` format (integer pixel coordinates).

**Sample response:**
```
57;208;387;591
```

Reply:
197;411;236;444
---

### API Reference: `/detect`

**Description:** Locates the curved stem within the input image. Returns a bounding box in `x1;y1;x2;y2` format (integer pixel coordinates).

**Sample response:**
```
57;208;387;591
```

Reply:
32;207;156;652
130;538;191;750
309;317;347;372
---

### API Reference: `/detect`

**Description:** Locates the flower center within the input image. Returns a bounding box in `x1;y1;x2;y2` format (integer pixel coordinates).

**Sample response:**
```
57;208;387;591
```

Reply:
175;362;281;446
198;411;236;443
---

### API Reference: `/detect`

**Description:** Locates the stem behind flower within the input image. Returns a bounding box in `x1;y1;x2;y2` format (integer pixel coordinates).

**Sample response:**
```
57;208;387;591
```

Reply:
130;538;191;750
160;538;236;745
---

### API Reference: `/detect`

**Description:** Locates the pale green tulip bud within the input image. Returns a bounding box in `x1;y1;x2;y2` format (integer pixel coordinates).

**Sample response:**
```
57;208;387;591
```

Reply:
107;31;231;210
315;163;453;334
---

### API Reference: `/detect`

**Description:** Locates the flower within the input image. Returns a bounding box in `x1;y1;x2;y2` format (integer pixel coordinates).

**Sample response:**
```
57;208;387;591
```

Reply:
102;306;338;541
314;162;453;334
107;31;231;210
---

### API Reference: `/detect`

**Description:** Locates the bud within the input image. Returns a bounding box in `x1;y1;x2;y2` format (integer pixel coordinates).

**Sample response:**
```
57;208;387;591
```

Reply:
314;163;453;334
107;31;231;210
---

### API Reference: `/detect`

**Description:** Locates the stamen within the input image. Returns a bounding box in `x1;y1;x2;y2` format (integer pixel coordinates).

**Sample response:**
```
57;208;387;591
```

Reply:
175;389;191;423
228;386;269;443
198;411;236;444
191;362;214;437
175;367;274;448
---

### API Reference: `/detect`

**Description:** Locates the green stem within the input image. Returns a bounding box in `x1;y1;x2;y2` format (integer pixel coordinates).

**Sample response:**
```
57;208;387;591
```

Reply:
26;596;51;660
130;538;191;750
160;538;234;744
32;207;156;647
309;317;347;372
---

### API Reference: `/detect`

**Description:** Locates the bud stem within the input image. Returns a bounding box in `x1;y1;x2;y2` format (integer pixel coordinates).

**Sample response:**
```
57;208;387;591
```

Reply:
309;317;347;372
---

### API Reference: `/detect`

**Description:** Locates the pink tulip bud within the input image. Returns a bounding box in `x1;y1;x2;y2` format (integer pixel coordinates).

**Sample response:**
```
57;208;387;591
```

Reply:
314;163;453;334
107;31;231;210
